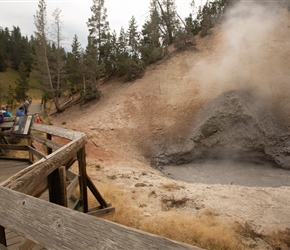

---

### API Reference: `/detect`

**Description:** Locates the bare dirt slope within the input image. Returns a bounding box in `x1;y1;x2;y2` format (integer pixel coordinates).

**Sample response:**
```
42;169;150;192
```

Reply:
52;2;290;238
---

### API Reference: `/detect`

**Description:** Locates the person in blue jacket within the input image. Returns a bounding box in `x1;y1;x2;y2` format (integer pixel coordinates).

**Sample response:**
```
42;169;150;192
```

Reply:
16;106;25;116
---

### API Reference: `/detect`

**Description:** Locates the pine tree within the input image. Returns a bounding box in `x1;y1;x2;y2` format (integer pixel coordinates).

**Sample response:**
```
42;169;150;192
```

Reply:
141;5;163;65
15;61;30;101
115;27;129;77
156;0;181;45
127;16;140;58
87;0;110;65
83;37;101;101
67;34;83;92
0;28;9;72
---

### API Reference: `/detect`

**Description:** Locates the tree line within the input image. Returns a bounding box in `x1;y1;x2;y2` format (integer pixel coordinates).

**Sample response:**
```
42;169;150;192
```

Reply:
0;0;229;111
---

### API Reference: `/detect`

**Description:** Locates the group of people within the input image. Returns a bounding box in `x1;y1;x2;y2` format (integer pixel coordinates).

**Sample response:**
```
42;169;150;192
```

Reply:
0;99;30;124
16;99;30;116
0;105;12;123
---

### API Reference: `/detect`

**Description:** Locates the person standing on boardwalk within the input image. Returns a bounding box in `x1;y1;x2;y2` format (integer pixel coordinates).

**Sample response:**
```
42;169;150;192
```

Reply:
5;105;12;117
16;106;25;116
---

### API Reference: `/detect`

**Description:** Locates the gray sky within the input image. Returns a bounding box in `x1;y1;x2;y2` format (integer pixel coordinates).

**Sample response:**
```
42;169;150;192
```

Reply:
0;0;198;51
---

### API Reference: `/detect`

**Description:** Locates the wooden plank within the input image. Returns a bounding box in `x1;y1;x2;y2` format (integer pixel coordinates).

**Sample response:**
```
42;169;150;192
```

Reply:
18;239;36;250
7;135;86;194
0;226;6;247
48;166;67;207
28;146;46;160
0;122;14;129
86;174;108;208
66;172;79;199
31;123;86;141
46;134;52;155
0;160;31;184
0;159;45;187
77;147;88;213
0;145;28;151
32;134;62;151
88;205;115;218
4;117;15;122
0;186;201;250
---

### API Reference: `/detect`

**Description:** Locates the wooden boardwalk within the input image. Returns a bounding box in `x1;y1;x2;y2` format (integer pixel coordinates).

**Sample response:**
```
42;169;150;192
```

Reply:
1;103;43;249
0;159;45;250
0;160;30;183
28;102;42;116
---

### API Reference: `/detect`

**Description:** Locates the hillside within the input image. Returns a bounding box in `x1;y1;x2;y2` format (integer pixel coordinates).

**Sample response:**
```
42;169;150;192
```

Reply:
51;3;290;249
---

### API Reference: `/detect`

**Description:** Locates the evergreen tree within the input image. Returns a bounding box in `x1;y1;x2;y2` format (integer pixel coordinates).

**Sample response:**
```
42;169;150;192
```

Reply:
127;16;140;58
87;0;110;65
15;61;30;101
0;28;9;72
115;27;129;77
155;0;181;45
140;5;163;65
10;26;22;70
67;34;83;92
102;31;114;76
7;85;15;107
106;30;117;75
83;37;101;101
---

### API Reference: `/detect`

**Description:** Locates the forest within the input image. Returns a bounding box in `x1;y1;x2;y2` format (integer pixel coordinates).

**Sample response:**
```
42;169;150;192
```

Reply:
0;0;229;111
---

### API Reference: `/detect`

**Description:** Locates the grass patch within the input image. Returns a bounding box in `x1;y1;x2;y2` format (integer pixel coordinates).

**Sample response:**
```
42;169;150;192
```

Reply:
160;182;185;190
264;228;290;249
86;181;247;249
161;195;189;210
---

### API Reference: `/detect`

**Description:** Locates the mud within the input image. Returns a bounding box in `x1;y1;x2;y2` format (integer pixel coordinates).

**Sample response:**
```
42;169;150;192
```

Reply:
160;160;290;187
154;90;290;170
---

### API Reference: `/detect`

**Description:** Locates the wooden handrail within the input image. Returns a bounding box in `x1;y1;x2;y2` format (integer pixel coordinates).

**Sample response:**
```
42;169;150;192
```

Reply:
0;186;201;250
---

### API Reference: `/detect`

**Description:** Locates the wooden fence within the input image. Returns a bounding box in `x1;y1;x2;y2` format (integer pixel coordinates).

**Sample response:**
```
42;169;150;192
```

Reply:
0;122;202;250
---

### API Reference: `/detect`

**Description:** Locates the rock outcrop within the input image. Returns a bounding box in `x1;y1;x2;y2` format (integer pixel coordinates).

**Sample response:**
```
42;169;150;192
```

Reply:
154;90;290;169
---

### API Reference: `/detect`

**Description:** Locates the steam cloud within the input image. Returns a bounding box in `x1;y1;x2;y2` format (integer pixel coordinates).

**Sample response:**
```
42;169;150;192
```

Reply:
192;1;290;106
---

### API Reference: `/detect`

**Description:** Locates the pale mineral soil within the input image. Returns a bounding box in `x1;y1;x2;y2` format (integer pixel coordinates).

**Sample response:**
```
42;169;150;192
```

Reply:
51;3;290;242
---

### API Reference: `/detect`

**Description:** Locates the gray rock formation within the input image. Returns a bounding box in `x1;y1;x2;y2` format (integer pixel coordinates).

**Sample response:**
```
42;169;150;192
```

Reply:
154;90;290;169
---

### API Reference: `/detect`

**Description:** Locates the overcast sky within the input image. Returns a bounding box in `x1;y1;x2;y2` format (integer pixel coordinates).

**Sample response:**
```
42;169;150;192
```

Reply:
0;0;200;51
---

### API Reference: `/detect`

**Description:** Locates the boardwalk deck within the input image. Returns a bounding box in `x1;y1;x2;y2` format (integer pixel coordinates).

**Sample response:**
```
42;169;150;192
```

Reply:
0;159;45;250
28;103;42;116
0;160;31;183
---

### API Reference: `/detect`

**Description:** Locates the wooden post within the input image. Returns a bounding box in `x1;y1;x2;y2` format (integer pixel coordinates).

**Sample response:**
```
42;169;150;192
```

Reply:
77;147;88;213
46;133;52;155
48;166;67;207
0;226;7;247
28;138;34;163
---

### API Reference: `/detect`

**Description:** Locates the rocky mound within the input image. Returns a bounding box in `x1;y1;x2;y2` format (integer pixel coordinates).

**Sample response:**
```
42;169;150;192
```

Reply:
154;90;290;169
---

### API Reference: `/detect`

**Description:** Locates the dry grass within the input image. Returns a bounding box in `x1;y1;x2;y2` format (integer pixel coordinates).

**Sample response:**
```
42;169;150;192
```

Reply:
87;181;246;250
161;195;190;210
83;166;287;250
160;182;185;190
264;228;290;249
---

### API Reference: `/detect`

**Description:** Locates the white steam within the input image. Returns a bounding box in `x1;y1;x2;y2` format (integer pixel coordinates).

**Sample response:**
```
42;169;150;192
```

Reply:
192;2;290;106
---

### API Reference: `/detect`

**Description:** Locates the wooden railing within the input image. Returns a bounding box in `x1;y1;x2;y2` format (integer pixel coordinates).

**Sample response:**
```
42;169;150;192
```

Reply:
0;123;202;250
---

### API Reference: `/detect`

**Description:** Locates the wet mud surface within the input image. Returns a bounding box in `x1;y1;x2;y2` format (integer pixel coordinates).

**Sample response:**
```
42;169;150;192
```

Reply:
161;160;290;187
